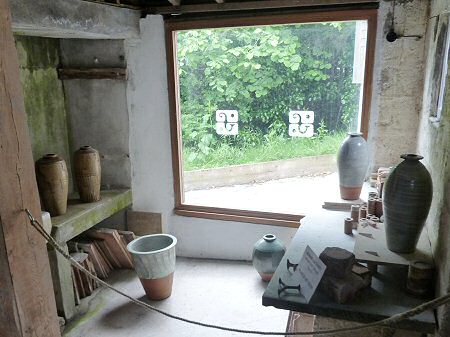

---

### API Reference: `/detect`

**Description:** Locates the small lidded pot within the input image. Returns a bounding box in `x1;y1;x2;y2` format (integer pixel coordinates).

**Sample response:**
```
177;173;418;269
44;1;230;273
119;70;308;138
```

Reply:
252;234;286;281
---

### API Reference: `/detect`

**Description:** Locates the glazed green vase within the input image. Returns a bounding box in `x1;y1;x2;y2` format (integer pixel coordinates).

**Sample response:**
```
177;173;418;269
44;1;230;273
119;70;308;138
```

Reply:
252;234;286;281
383;154;432;253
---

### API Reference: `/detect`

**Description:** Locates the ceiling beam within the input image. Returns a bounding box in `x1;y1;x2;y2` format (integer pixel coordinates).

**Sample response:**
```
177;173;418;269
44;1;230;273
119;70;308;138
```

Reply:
148;0;378;15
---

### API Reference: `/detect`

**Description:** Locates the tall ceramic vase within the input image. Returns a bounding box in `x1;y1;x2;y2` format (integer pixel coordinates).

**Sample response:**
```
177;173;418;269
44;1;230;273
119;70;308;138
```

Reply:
252;234;286;281
74;146;101;203
337;133;369;200
383;154;432;253
35;154;69;216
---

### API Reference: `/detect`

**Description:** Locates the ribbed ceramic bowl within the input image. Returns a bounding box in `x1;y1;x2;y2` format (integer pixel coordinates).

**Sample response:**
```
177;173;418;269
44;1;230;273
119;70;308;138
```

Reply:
127;234;177;280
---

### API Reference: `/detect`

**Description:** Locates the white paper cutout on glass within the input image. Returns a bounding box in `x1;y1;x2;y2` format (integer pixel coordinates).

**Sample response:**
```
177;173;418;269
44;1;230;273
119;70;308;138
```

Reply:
216;110;239;135
289;111;314;137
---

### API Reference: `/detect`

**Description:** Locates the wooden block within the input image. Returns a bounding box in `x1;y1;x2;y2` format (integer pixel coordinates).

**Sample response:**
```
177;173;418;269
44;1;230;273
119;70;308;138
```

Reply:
118;230;136;244
127;211;162;236
352;262;372;288
320;273;365;304
319;247;355;279
87;230;126;268
94;241;114;271
71;253;91;297
89;241;111;275
72;265;85;299
95;239;122;269
71;252;88;263
71;268;80;306
93;228;134;268
81;261;93;296
77;242;107;279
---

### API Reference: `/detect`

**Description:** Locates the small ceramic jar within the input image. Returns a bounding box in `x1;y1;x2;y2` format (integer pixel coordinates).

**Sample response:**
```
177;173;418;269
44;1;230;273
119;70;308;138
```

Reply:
252;234;286;281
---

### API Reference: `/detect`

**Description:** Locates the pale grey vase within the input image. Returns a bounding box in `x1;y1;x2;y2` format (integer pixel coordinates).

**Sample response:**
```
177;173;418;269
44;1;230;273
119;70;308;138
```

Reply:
252;234;286;281
337;132;369;200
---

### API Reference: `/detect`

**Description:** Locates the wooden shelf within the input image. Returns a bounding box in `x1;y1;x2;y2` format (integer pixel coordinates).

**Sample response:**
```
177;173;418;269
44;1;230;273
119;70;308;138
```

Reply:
58;68;127;80
51;189;132;243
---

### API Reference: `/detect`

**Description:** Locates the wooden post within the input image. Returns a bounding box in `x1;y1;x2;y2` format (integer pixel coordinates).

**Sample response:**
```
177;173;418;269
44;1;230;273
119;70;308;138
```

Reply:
0;0;61;336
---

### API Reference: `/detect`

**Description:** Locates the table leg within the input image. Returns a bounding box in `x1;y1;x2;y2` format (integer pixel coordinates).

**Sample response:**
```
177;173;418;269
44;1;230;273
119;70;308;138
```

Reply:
48;243;76;319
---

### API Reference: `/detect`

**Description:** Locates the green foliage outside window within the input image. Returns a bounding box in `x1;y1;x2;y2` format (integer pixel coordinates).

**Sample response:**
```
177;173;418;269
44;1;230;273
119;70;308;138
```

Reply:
177;22;361;169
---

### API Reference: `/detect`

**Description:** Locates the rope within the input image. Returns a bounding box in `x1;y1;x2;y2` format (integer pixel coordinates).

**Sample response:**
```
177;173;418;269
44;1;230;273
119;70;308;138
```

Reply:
25;209;445;336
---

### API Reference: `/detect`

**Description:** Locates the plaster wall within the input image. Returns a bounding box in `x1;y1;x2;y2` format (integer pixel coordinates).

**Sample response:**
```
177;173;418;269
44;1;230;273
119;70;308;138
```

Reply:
416;0;450;335
61;39;132;189
16;35;74;193
126;4;430;259
10;0;140;39
126;16;296;260
368;0;428;170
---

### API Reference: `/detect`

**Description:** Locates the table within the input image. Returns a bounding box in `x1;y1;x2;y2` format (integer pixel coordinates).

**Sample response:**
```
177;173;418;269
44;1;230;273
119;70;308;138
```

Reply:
262;209;437;334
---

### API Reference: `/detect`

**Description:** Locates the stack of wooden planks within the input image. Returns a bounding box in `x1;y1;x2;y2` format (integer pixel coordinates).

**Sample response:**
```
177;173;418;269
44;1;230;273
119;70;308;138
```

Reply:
69;228;136;303
70;252;99;305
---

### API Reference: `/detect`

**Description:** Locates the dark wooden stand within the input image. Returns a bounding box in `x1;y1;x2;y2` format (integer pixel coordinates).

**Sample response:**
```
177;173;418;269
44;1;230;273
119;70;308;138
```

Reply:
262;209;436;334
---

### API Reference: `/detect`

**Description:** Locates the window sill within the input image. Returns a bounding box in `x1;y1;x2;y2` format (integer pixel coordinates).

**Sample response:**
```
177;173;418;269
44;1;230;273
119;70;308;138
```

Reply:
174;205;302;228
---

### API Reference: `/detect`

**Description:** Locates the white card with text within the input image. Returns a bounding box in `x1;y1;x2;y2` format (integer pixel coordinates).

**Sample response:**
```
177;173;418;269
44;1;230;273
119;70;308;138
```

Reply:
298;246;327;302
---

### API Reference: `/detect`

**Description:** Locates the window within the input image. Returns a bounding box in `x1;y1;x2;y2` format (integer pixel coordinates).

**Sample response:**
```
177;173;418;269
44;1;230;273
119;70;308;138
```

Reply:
166;9;377;227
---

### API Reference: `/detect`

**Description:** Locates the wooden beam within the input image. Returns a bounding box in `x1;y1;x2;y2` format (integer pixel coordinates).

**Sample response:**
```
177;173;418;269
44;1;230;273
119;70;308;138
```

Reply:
58;68;127;80
0;0;61;336
148;0;378;14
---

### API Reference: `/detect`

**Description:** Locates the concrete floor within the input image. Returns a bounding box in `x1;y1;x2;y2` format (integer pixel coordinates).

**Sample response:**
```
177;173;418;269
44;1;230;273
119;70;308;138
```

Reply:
185;172;368;215
64;258;289;337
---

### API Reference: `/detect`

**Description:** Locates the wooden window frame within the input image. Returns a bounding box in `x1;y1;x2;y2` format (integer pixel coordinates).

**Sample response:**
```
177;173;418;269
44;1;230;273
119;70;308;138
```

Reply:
165;8;377;228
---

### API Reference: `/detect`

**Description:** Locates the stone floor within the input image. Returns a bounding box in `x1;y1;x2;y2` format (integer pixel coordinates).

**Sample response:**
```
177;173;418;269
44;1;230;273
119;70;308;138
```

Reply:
63;257;289;337
63;257;430;337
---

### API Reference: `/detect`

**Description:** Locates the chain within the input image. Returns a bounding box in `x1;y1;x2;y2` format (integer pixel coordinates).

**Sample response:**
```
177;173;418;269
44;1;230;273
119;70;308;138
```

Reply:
25;209;446;336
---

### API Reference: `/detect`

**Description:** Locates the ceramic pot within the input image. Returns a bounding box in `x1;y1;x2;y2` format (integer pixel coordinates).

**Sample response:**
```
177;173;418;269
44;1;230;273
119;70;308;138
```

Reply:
127;234;177;300
74;146;101;203
337;132;369;200
252;234;286;281
35;154;69;216
383;154;432;253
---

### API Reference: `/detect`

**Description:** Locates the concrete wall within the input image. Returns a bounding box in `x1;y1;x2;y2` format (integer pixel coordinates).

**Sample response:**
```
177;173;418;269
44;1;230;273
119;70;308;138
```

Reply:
61;39;132;189
10;0;140;39
16;35;74;193
368;0;428;170
126;16;296;260
416;0;450;335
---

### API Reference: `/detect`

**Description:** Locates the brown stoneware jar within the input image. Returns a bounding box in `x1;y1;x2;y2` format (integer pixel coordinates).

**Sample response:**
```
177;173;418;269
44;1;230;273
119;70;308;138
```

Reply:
74;146;101;203
35;154;69;216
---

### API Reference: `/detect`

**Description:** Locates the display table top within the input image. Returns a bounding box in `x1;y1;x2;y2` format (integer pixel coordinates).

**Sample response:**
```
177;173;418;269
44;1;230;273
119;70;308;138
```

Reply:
262;209;436;333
